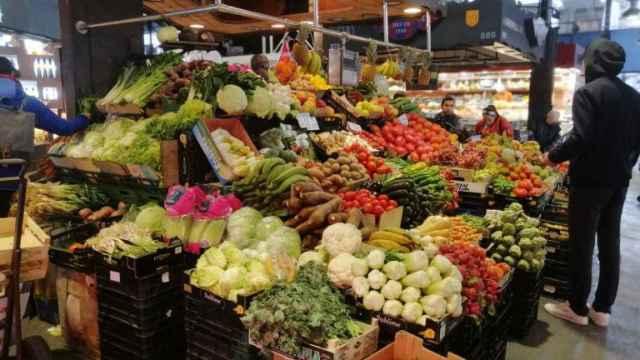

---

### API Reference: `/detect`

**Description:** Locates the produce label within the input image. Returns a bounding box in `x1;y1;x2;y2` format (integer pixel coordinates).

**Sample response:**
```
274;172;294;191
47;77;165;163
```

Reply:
347;121;363;132
398;114;409;126
109;271;120;283
297;113;320;131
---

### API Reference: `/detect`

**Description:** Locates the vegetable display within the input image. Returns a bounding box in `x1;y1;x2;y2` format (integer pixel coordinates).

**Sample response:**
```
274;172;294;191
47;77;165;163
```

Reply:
86;222;166;259
241;262;362;356
304;154;369;193
485;202;547;272
23;182;110;223
349;249;464;324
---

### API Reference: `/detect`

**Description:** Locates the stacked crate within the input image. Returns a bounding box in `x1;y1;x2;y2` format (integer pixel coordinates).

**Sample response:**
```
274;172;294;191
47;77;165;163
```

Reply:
541;187;570;300
509;269;543;338
184;283;259;360
96;241;186;360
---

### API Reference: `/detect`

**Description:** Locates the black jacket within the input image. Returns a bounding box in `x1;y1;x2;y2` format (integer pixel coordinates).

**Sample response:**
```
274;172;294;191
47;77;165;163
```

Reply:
433;112;462;134
549;39;640;187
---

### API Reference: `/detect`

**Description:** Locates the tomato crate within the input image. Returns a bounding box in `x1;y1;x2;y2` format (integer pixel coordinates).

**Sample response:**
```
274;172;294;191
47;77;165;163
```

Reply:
98;287;184;330
184;281;255;336
95;239;185;279
542;276;570;300
96;262;185;301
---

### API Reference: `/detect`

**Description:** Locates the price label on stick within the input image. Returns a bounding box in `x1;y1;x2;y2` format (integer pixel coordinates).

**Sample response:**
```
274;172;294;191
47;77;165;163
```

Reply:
347;121;363;132
398;114;409;126
296;113;320;131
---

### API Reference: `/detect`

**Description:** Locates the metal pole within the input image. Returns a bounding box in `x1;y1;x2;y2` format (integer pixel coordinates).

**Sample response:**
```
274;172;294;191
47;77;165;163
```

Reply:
426;10;431;53
383;0;390;43
604;0;613;39
312;0;323;49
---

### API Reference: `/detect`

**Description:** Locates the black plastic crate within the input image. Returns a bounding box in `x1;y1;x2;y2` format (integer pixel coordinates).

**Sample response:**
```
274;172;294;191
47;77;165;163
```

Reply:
448;316;487;359
184;282;255;335
542;276;570;300
96;239;185;279
185;325;259;360
186;339;260;360
545;239;569;263
100;335;184;360
98;288;184;329
99;319;185;357
184;310;249;344
96;262;185;300
543;258;569;280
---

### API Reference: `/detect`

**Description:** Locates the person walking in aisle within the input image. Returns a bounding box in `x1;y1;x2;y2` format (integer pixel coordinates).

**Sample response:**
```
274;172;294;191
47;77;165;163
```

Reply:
543;38;640;327
0;56;91;216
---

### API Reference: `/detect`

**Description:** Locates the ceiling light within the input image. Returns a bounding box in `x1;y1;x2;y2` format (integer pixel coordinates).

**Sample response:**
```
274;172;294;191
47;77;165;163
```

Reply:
403;7;423;15
301;20;314;25
622;0;640;18
271;23;286;29
189;24;205;29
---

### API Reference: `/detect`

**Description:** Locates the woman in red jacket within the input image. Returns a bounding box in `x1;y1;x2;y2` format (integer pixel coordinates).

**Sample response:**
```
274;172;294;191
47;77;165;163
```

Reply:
475;105;513;137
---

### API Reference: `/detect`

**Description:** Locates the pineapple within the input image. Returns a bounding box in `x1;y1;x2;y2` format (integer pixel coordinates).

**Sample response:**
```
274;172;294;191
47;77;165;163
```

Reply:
360;41;378;83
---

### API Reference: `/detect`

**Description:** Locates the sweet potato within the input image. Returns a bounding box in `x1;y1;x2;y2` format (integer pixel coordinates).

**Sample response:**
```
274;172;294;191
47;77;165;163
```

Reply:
328;212;349;224
285;205;321;227
309;168;325;180
293;182;323;195
301;191;336;206
347;208;363;227
296;197;342;234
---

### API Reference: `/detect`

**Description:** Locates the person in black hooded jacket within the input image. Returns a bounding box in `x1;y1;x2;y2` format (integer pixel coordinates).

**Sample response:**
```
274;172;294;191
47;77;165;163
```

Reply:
543;38;640;327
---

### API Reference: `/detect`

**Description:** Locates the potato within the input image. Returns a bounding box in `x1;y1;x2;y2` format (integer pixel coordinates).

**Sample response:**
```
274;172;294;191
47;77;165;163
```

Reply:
349;163;361;171
331;163;341;172
327;186;338;193
340;164;350;172
337;156;350;165
321;180;332;189
340;170;350;178
322;167;334;176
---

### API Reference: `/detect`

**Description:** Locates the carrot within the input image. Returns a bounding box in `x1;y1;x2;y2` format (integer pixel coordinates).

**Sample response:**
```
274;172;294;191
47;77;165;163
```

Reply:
78;208;93;219
87;206;114;221
296;197;342;234
328;212;349;224
300;191;336;206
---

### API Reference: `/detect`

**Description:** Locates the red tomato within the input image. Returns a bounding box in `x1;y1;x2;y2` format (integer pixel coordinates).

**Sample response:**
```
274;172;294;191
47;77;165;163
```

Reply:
389;200;398;208
373;205;385;216
363;203;374;214
343;191;356;201
410;152;420;162
396;147;407;154
514;187;528;198
519;179;533;190
366;161;378;172
378;194;389;201
378;165;391;174
420;153;430;161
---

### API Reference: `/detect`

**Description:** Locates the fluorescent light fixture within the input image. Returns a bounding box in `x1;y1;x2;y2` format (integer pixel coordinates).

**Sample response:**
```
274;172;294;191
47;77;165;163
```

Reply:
189;24;205;29
271;23;286;29
403;7;423;15
301;20;314;25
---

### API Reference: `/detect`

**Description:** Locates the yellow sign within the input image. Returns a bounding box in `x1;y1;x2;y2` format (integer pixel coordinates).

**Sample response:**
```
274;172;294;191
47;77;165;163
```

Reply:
465;9;480;28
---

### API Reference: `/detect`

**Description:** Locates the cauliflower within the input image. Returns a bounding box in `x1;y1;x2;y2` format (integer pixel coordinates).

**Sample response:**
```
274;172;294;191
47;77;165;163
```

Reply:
401;287;421;303
367;269;387;290
352;276;370;298
381;280;403;300
383;300;404;318
423;243;439;259
447;294;463;317
426;266;442;283
401;302;423;323
401;271;430;289
367;249;385;269
430;255;452;274
417;315;428;326
351;258;369;277
403;250;429;272
363;291;385;312
327;253;356;288
383;261;407;281
421;295;447;320
321;223;362;258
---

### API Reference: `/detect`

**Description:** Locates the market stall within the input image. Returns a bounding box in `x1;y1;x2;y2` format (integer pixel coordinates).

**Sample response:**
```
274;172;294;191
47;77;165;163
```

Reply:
0;2;574;360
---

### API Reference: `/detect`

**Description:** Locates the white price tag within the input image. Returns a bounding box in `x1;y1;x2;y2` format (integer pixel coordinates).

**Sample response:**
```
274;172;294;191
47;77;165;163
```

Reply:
109;271;121;283
161;272;170;283
175;246;182;254
398;114;409;126
306;115;320;131
347;121;363;132
296;113;319;130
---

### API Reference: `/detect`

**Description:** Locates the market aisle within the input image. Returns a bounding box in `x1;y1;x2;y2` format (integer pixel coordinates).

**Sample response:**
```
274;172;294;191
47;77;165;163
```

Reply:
508;173;640;360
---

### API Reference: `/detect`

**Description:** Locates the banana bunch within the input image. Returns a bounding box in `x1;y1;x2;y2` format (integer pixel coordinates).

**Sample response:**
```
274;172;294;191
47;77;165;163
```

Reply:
302;50;322;75
232;158;311;216
367;227;416;253
377;59;401;79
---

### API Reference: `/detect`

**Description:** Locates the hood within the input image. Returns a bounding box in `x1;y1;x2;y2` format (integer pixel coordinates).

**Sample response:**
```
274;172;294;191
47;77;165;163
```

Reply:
584;38;626;83
0;78;23;101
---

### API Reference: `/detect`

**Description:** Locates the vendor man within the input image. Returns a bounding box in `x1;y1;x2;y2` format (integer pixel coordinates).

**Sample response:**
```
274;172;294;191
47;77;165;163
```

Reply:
433;96;462;135
250;53;270;80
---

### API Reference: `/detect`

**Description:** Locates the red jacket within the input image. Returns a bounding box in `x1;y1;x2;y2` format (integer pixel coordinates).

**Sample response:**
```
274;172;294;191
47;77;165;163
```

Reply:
475;115;513;137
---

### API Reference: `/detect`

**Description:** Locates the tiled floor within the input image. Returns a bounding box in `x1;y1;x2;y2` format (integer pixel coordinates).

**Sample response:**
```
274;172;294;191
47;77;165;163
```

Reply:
17;174;640;360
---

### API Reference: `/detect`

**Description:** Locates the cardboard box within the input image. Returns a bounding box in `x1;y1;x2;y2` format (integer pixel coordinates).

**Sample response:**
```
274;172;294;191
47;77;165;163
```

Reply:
270;321;380;360
365;331;464;360
192;118;258;185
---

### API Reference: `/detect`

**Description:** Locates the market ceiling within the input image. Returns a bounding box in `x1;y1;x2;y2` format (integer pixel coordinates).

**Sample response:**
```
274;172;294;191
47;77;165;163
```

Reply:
143;0;426;35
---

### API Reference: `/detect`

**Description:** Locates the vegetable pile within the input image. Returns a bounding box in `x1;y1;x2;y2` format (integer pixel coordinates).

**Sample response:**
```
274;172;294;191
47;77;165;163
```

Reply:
24;182;110;223
86;222;166;259
485;202;547;272
349;249;464;324
304;154;369;193
241;262;362;356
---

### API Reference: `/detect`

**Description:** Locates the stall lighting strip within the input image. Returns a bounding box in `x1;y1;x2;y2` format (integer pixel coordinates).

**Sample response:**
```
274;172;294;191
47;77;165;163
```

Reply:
75;0;431;54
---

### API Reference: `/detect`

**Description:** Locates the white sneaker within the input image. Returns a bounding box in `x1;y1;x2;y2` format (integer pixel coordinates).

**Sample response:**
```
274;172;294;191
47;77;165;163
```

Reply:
588;306;610;327
544;301;588;326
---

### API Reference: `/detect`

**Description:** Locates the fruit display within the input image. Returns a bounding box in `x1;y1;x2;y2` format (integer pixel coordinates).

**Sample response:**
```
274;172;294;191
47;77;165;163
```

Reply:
304;154;370;193
377;58;402;79
339;189;398;218
438;242;507;317
209;128;259;179
344;144;393;178
354;97;399;120
231;158;311;216
309;131;376;155
410;215;483;248
365;228;416;253
485;202;547;272
360;42;378;83
348;249;464;323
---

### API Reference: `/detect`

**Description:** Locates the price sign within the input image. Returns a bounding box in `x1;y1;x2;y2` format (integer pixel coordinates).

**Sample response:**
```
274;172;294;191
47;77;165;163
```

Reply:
347;121;363;132
296;113;320;131
398;114;409;126
341;49;358;86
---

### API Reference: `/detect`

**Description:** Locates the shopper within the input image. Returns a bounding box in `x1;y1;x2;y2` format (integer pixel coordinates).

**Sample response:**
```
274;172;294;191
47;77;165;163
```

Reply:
250;53;270;80
433;96;463;135
474;105;513;137
0;56;90;216
543;38;640;327
537;110;562;152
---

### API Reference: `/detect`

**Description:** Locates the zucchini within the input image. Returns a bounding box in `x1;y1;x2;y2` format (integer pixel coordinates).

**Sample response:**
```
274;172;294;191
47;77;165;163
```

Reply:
387;189;410;200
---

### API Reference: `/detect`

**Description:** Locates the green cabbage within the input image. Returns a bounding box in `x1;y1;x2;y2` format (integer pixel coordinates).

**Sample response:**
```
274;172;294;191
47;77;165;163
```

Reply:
246;86;273;118
217;84;248;115
134;204;166;235
263;226;301;259
255;216;284;241
227;207;263;249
